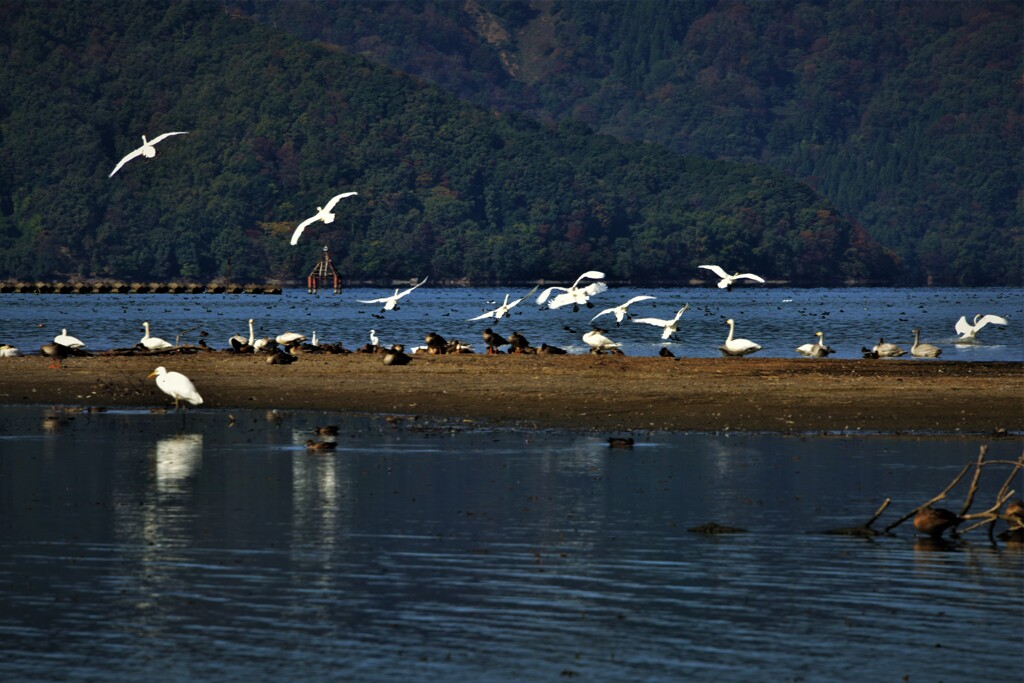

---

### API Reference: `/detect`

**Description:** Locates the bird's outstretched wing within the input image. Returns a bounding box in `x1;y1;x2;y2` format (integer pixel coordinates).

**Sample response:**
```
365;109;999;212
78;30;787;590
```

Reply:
536;286;566;305
572;270;606;288
976;314;1008;329
109;148;145;177
590;306;617;322
397;277;428;298
736;273;765;283
622;295;656;307
954;316;972;337
289;215;320;245
632;317;670;328
149;131;189;145
508;284;541;308
468;310;498;321
322;191;359;212
698;264;729;279
581;282;609;297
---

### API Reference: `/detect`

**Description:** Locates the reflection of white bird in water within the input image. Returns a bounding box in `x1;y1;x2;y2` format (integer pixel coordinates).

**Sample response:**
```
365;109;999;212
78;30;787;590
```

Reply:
358;277;428;312
155;434;203;490
910;328;942;358
109;131;188;177
289;191;358;245
140;321;174;350
633;304;690;341
147;366;204;410
954;313;1007;341
719;318;761;356
54;328;85;349
590;295;656;325
583;328;622;354
795;331;834;357
698;264;765;291
537;271;608;311
468;285;540;324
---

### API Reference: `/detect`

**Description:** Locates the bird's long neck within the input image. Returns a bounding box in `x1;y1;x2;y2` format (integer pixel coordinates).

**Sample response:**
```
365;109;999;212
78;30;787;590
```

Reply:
141;135;149;145
726;320;735;343
248;319;255;344
143;322;150;338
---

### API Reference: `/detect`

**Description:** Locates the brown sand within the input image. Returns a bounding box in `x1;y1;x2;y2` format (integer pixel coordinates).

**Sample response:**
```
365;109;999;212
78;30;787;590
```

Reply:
1;351;1021;435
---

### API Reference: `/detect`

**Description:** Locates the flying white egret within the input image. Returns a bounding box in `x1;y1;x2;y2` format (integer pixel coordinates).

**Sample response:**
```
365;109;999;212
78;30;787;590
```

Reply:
140;321;174;350
468;284;541;324
147;366;203;410
590;295;656;325
795;331;834;357
358;277;428;312
582;328;622;354
954;313;1007;341
633;304;690;341
109;131;188;177
911;328;942;358
698;264;765;291
536;271;608;311
289;191;359;245
54;329;85;349
719;318;761;356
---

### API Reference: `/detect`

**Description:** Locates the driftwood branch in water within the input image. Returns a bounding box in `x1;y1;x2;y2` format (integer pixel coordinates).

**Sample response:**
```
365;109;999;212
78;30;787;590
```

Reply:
882;462;972;534
824;498;891;537
957;445;988;518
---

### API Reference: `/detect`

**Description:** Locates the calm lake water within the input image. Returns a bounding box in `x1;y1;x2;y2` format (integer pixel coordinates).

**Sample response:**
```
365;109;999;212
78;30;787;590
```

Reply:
0;286;1021;360
0;406;1021;682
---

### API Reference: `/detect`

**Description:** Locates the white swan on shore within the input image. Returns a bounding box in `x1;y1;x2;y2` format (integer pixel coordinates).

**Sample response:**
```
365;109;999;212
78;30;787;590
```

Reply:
109;132;188;177
140;321;174;350
54;329;85;349
698;264;765;291
583;328;622;354
719;318;761;356
795;331;834;357
911;328;942;358
289;191;359;245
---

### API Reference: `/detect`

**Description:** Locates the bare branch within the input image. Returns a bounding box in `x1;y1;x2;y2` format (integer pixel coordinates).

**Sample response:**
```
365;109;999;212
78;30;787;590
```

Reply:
957;445;988;517
883;463;971;533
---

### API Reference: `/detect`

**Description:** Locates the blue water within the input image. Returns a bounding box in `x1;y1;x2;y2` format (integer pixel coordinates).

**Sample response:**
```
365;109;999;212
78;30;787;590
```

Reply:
0;286;1021;360
0;406;1021;682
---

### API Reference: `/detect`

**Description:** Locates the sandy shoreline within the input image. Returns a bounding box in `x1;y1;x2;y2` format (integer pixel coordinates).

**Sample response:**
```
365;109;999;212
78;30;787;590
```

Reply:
1;350;1021;435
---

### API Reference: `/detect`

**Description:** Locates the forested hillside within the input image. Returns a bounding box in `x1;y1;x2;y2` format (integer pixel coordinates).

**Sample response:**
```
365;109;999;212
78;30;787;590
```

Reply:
230;0;1021;285
0;0;895;285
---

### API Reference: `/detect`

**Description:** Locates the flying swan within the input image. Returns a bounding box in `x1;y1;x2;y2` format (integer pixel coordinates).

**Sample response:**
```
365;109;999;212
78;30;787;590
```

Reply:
109;132;189;177
289;192;359;245
590;295;656;326
633;304;690;341
537;271;608;311
698;264;765;291
469;285;540;324
954;314;1007;342
358;278;428;312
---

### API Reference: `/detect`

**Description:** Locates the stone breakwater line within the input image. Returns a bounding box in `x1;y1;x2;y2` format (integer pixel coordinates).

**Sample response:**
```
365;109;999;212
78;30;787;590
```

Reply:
0;281;281;294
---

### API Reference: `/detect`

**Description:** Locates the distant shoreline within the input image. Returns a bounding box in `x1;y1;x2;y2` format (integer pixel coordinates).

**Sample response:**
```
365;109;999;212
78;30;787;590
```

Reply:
1;353;1021;436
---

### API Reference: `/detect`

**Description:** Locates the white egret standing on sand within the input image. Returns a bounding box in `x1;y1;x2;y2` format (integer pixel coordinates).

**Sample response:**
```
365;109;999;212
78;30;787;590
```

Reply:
795;331;834;357
468;285;540;324
633;304;690;341
910;328;942;358
582;328;622;354
954;313;1007;342
719;318;762;356
147;366;203;411
54;329;85;349
358;277;428;312
537;271;608;311
109;132;188;177
140;321;174;350
698;264;765;291
289;192;359;245
369;330;380;348
590;295;656;326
